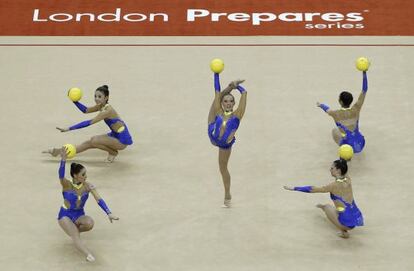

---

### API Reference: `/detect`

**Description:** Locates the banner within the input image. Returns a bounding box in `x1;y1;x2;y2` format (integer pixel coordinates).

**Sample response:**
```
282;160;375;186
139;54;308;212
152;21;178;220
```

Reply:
0;0;413;36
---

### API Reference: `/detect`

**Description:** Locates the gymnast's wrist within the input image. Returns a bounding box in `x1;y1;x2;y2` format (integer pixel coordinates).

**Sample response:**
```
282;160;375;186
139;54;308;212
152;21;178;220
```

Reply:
73;101;87;113
237;85;246;94
98;199;112;215
294;186;312;193
58;160;66;178
319;103;330;112
214;73;221;92
69;120;91;130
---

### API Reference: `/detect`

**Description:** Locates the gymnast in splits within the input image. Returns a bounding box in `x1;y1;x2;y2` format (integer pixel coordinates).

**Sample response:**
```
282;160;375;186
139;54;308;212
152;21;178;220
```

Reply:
208;73;247;208
317;71;368;153
57;147;119;261
284;159;363;238
43;85;133;162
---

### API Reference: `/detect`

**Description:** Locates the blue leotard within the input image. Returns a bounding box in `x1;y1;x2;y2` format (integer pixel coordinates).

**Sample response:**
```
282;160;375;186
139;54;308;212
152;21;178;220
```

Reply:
208;114;240;149
330;193;364;229
336;121;365;153
105;118;133;145
58;187;89;222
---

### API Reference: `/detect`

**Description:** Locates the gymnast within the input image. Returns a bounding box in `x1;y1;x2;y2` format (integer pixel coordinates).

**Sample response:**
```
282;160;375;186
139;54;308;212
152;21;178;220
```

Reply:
57;147;119;261
208;73;247;208
43;85;132;162
284;159;363;238
316;71;368;153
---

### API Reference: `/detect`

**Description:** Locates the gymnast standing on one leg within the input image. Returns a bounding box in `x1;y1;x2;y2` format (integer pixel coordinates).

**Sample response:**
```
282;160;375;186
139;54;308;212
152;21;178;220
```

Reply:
284;159;363;238
208;73;247;208
57;147;119;262
43;85;133;162
316;71;368;153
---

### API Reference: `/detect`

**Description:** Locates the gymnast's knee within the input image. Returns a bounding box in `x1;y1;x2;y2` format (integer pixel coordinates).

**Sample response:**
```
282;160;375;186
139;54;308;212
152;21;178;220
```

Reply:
90;136;99;147
85;221;94;231
219;164;229;175
82;218;95;231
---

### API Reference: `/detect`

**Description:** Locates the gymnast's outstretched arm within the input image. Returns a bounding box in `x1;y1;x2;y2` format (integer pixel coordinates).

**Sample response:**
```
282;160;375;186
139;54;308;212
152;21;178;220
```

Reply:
352;71;368;111
57;147;71;188
73;101;101;114
88;183;119;223
284;182;335;193
208;74;222;122
213;73;224;112
316;102;335;117
57;106;111;132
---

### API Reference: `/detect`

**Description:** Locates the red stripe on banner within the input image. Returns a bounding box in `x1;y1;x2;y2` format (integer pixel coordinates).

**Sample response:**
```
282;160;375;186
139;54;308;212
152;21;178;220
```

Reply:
0;0;413;36
0;44;413;47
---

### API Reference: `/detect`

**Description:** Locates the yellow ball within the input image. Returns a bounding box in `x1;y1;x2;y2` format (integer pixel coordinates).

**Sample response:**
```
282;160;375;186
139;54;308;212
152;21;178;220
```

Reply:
338;144;354;161
210;58;224;74
63;144;77;159
68;87;82;102
355;57;370;71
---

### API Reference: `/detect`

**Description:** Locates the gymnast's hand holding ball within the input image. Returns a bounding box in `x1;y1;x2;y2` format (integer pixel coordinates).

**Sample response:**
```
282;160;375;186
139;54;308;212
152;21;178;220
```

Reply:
60;146;68;160
55;87;83;133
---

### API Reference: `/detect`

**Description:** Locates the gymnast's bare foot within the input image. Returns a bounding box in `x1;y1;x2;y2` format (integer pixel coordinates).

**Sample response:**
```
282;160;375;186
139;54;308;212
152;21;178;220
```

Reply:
338;230;350;239
222;199;232;208
42;148;60;157
106;151;118;163
316;204;326;209
222;194;232;208
86;254;95;262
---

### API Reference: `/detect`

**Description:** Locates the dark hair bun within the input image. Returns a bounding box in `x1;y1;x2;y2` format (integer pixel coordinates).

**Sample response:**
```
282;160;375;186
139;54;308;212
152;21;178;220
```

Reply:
339;158;348;165
70;163;85;178
333;159;348;175
96;85;109;91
